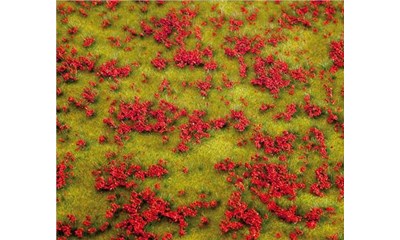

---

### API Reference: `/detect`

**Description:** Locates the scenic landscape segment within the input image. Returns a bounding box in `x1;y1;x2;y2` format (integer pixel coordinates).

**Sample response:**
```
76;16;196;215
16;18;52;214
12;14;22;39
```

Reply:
56;1;344;239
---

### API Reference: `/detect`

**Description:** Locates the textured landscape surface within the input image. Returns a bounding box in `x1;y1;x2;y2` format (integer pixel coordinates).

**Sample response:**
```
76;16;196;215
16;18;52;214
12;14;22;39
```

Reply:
56;1;344;239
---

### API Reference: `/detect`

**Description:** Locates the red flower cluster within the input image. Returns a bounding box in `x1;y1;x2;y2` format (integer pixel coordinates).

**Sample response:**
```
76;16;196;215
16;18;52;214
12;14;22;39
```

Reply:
211;117;228;130
220;191;262;240
81;87;97;103
302;127;328;158
329;39;344;72
57;214;110;239
259;103;275;112
289;228;304;240
247;163;305;200
75;139;86;150
230;110;250;132
67;85;97;118
303;94;322;118
229;18;244;31
214;158;240;172
310;163;332;197
83;37;95;48
106;0;120;11
304;208;324;229
174;48;203;68
115;188;217;238
176;110;211;152
94;159;168;191
57;118;70;133
290;67;310;83
56;46;96;82
56;152;75;190
251;130;297;155
105;98;184;136
224;36;265;78
97;59;131;79
151;52;168;70
251;56;291;98
214;158;314;231
224;36;265;57
335;175;344;199
266;201;302;223
274;103;297;121
279;12;311;28
195;75;213;97
327;109;339;124
141;7;198;47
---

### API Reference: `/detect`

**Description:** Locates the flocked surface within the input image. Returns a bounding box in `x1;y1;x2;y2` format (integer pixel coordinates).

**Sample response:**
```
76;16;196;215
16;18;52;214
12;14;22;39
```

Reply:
56;1;344;239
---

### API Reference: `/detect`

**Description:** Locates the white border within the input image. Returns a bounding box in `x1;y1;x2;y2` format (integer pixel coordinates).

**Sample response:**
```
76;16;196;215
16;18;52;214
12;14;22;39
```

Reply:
346;0;400;239
0;0;56;239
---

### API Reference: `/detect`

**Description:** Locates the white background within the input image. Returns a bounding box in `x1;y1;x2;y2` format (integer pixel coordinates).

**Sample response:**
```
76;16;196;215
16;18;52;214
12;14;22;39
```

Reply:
0;0;399;239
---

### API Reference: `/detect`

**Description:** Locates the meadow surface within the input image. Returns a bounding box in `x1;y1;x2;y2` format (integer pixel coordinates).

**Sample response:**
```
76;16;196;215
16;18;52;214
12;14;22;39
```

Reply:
56;1;344;239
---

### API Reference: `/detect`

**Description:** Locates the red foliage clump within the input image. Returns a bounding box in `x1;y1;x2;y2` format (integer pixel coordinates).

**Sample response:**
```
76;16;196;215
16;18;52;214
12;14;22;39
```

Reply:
224;36;265;78
251;56;291;98
230;110;250;132
57;118;70;133
57;152;75;190
259;103;275;112
220;191;262;240
304;208;324;229
310;163;332;197
274;103;297;121
246;163;305;200
302;127;328;158
151;52;168;70
195;75;213;97
83;37;95;47
176;110;211;152
266;201;302;223
329;39;344;72
81;87;97;103
141;7;198;47
115;188;217;238
107;98;184;136
303;95;322;118
214;158;240;172
251;130;297;156
335;175;344;199
174;48;203;68
56;46;96;82
93;159;168;191
97;59;131;79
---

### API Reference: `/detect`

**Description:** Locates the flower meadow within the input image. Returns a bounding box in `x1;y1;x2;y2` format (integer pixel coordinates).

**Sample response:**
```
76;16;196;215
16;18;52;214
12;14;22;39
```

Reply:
56;1;344;239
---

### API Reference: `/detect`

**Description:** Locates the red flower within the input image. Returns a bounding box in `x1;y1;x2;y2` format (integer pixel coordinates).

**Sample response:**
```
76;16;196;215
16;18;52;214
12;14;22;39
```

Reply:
230;110;250;132
151;52;168;70
97;60;131;79
310;163;332;197
174;48;203;68
83;37;95;47
76;139;86;150
251;56;290;98
329;39;344;72
302;127;328;158
303;95;322;118
74;228;84;238
304;208;324;229
274;103;297;121
196;76;213;97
